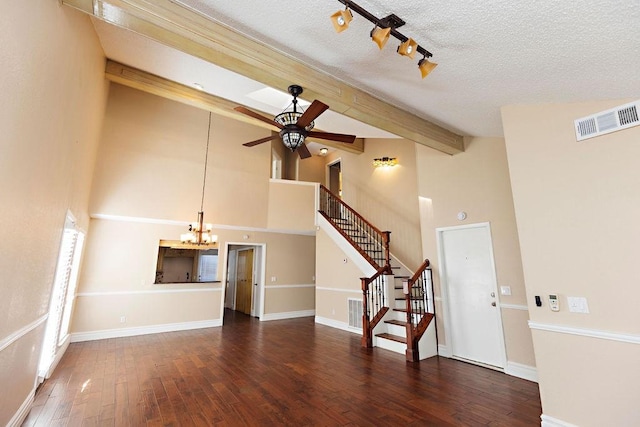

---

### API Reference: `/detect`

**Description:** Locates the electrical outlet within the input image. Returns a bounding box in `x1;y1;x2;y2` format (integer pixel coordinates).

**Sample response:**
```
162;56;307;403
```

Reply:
120;316;126;323
271;276;276;282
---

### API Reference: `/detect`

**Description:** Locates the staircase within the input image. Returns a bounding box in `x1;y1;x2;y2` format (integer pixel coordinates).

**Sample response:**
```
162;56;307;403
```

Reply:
318;185;437;361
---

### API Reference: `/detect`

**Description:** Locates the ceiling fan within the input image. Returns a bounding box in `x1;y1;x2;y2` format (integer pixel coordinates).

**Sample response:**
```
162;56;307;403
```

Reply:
234;85;356;159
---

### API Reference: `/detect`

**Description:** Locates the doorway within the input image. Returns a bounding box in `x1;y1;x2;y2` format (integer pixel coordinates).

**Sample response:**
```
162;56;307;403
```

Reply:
436;223;506;369
327;159;342;198
224;243;265;319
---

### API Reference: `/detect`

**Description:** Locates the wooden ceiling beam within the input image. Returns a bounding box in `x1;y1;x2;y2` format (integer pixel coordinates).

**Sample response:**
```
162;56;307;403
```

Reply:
105;61;365;154
63;0;463;154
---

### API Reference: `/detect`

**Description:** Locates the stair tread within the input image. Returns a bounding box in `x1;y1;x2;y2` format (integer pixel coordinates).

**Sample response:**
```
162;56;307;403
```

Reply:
384;319;407;326
394;275;410;279
375;333;406;344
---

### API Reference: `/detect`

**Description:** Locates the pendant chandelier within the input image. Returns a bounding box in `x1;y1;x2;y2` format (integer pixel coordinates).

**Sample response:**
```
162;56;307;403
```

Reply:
180;112;218;245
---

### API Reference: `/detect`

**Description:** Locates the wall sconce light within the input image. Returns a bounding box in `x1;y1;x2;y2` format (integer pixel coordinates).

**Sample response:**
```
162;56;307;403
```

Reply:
373;157;398;168
330;7;353;33
331;0;436;79
319;147;329;156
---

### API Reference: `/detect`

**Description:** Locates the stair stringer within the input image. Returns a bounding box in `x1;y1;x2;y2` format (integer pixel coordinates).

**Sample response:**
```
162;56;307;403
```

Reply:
317;214;377;277
417;319;438;360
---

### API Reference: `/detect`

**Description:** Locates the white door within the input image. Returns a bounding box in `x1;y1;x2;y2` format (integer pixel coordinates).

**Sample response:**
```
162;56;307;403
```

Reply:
439;223;506;368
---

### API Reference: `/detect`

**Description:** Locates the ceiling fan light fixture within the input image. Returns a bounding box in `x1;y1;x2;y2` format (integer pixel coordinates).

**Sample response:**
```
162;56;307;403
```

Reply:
371;26;391;50
418;57;438;79
330;8;353;33
280;128;306;151
397;38;418;59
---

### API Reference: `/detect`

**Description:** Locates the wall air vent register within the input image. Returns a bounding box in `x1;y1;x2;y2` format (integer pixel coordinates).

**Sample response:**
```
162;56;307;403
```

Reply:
575;100;639;141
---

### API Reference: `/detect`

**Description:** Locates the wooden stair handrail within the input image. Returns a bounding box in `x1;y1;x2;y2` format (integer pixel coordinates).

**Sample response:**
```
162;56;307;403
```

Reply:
361;264;391;348
318;185;391;270
404;259;436;362
320;185;385;236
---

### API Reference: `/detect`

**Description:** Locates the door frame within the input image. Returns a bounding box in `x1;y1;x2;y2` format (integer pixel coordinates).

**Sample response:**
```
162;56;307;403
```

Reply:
221;242;267;320
435;222;507;370
326;158;342;197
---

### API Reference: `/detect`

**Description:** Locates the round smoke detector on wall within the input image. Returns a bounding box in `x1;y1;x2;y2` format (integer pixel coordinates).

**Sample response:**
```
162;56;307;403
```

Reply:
457;211;467;221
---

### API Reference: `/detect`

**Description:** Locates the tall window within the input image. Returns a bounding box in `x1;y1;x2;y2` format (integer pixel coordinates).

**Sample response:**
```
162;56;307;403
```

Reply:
38;213;85;379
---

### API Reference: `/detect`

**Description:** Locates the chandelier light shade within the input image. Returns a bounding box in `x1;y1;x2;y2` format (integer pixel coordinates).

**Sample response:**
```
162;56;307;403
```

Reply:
330;8;353;33
331;0;436;79
373;157;398;168
181;112;218;246
273;90;315;151
418;57;438;79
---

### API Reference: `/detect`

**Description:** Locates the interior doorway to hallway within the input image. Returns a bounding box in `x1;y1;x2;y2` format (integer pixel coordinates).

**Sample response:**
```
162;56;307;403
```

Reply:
327;159;342;198
223;243;266;320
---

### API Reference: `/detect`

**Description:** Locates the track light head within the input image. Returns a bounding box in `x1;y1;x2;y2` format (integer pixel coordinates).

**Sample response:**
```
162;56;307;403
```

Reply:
371;26;391;50
397;38;418;59
418;57;438;79
330;8;353;33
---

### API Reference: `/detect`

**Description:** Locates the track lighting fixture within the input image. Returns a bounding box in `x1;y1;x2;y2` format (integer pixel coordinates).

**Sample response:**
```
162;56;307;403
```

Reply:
331;0;436;79
418;56;438;79
330;7;353;33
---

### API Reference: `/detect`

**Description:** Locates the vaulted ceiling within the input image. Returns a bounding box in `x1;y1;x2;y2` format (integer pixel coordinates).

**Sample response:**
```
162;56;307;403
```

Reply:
63;0;640;155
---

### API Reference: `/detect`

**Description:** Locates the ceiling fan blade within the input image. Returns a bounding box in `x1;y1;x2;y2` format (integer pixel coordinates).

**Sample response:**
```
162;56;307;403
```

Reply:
296;100;329;128
297;143;312;159
234;106;283;129
243;135;279;147
307;130;356;144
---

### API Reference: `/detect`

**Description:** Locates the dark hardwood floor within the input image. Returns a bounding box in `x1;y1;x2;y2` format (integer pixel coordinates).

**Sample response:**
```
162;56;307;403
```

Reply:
24;310;541;426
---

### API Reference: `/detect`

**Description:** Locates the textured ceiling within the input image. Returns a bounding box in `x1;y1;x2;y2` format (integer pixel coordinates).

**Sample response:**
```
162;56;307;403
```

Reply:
94;0;640;139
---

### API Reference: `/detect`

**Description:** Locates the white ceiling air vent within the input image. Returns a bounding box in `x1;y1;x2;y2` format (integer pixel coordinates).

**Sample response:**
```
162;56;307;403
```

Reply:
575;100;640;141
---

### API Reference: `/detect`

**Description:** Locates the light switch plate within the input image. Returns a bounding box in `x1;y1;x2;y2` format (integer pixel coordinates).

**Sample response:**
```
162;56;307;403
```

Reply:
567;296;589;313
500;286;511;296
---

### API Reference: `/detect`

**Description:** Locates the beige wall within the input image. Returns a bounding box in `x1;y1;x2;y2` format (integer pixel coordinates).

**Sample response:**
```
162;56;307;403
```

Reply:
74;85;317;335
503;100;640;424
90;84;271;226
416;137;535;367
315;228;365;324
298;153;326;183
338;138;423;270
267;180;317;231
0;2;107;424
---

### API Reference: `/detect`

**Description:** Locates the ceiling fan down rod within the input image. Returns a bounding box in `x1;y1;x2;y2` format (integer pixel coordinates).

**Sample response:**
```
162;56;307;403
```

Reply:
336;0;433;58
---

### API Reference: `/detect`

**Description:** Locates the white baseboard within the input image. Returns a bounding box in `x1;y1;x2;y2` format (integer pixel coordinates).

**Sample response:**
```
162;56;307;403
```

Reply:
70;319;222;342
541;414;578;427
8;385;36;427
437;344;452;357
505;361;538;383
260;309;315;321
314;316;362;335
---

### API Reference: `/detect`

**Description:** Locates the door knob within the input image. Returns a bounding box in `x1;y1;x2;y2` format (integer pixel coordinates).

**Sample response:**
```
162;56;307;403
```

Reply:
491;301;496;307
490;292;495;297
